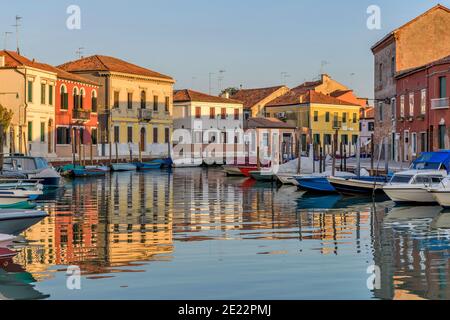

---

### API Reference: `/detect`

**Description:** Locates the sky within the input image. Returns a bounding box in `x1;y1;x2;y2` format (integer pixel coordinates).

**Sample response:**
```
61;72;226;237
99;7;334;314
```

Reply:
1;0;449;100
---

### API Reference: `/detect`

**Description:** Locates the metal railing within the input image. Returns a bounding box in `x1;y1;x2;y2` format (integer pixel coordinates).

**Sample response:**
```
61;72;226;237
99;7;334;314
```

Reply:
72;109;91;121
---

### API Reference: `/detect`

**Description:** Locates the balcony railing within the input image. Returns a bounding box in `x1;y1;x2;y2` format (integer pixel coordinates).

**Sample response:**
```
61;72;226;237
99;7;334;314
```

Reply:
431;97;450;110
139;109;153;121
72;109;91;121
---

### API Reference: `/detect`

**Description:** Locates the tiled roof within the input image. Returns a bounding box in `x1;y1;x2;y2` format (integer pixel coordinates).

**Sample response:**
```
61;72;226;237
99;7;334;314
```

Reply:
58;55;174;81
173;89;242;104
230;85;287;109
267;89;361;107
246;117;296;129
0;50;100;86
0;50;56;73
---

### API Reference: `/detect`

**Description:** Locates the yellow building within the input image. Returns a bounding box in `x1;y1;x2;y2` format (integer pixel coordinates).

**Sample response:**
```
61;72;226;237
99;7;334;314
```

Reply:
266;89;361;154
58;55;175;158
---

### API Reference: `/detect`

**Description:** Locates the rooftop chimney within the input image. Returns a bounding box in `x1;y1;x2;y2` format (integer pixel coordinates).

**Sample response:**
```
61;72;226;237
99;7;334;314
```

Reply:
0;56;5;67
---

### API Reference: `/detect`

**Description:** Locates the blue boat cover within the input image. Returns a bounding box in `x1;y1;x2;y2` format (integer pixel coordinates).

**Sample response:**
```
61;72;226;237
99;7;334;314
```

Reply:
411;151;450;171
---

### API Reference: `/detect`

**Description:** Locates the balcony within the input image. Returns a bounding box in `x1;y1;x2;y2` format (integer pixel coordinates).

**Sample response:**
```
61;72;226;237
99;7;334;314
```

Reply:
139;109;153;121
72;109;91;122
431;97;450;110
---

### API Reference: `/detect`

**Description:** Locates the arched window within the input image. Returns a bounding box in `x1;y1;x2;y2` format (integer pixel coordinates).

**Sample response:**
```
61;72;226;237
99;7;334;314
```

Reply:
60;85;68;110
140;90;146;109
91;90;98;113
73;87;79;109
80;88;85;109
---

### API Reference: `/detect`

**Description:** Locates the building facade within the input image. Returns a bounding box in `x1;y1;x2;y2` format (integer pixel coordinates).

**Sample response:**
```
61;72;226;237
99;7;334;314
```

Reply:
396;55;450;160
0;50;57;158
49;66;100;159
266;89;361;155
173;89;244;163
371;4;450;161
58;55;175;158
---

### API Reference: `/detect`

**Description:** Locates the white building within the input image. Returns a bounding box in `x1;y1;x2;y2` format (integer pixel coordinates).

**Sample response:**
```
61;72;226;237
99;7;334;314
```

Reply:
0;50;57;158
173;89;244;164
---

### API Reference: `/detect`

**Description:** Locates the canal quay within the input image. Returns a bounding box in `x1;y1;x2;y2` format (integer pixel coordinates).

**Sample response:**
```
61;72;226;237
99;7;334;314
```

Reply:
0;167;448;300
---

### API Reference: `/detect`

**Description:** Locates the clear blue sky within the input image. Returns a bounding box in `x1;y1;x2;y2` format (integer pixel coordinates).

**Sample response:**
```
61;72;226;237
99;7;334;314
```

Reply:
1;0;449;99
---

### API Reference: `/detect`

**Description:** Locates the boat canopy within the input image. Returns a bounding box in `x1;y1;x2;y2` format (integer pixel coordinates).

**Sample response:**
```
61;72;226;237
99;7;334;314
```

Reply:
411;152;450;171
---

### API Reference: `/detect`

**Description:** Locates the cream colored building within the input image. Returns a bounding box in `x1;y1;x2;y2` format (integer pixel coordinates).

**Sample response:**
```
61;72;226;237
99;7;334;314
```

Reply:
173;89;244;163
0;50;57;157
58;55;175;158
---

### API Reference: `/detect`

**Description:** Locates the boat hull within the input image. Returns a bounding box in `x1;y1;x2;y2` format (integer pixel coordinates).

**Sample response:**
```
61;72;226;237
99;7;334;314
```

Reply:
110;163;137;172
0;210;48;235
223;165;244;176
134;162;162;170
328;177;386;195
249;171;276;182
296;176;336;193
431;191;450;209
276;174;299;186
72;168;107;177
383;187;436;204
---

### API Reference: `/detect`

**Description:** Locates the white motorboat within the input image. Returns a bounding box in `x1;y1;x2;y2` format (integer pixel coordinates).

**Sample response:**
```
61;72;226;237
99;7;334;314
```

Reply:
2;154;61;189
383;170;447;204
0;210;48;236
428;177;450;209
0;179;43;201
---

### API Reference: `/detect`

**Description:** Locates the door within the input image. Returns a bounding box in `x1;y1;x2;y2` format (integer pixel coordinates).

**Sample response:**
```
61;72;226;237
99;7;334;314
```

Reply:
404;130;409;162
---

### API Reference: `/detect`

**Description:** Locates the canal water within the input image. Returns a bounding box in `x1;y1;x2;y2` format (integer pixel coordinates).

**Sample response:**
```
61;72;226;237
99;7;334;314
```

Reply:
2;167;450;300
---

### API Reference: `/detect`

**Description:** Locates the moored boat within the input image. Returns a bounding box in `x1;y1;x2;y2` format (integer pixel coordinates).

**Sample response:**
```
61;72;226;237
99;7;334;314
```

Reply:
249;171;276;182
223;165;244;176
110;163;137;172
0;209;48;235
276;174;299;186
0;189;40;209
172;158;203;168
383;170;446;204
72;167;107;177
295;171;358;193
327;176;388;195
134;162;162;170
2;154;61;189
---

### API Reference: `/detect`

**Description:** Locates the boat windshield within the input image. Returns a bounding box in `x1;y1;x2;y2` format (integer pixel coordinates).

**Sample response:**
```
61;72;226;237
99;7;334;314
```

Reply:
411;162;443;170
413;176;444;185
3;157;37;171
390;175;413;184
35;158;49;169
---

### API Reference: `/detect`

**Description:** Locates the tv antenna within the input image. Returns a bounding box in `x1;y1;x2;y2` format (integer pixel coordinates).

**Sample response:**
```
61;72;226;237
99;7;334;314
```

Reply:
208;72;215;95
12;15;22;54
280;72;290;85
76;47;85;59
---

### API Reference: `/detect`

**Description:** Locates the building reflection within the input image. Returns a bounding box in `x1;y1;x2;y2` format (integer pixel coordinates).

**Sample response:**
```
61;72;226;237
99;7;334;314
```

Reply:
373;206;450;300
15;171;174;278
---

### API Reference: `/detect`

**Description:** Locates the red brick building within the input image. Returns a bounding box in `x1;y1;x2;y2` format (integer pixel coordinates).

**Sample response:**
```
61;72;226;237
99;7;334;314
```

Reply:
396;55;450;161
47;66;100;159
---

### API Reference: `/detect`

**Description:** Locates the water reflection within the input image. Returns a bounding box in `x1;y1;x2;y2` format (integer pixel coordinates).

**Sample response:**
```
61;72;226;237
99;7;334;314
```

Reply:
0;168;449;299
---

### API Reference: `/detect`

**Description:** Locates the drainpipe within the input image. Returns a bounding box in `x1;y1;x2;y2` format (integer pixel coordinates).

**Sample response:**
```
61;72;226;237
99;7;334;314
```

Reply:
13;67;27;154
